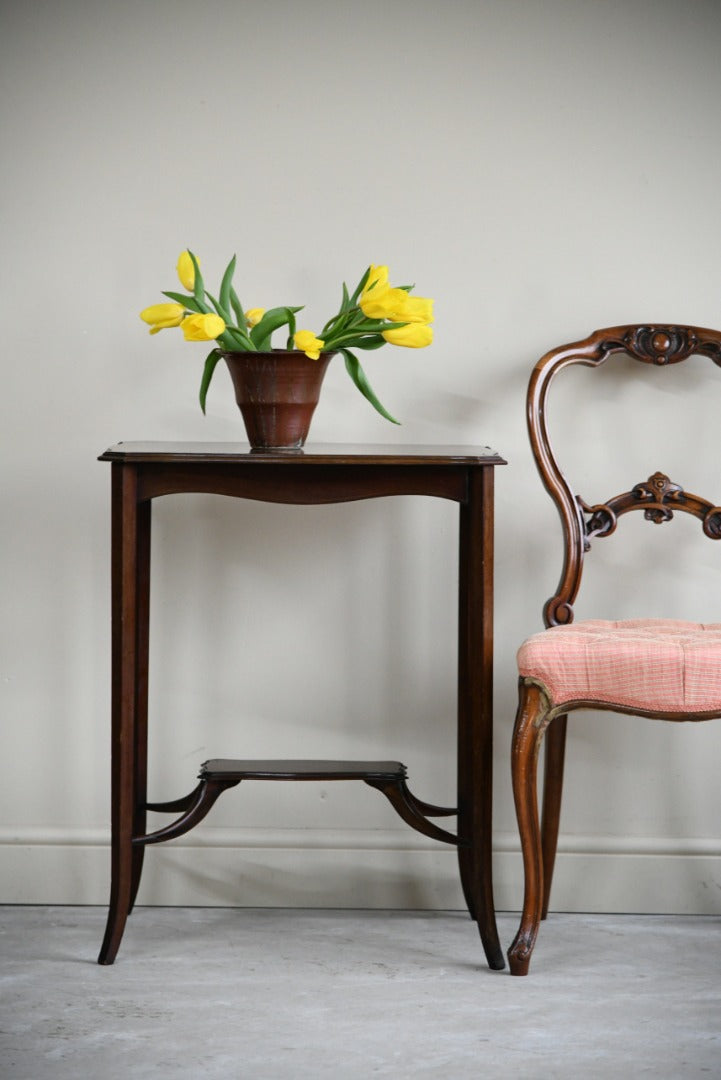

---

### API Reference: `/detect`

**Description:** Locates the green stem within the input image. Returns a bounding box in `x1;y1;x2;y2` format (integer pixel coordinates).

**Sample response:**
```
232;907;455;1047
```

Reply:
221;327;254;351
320;306;360;338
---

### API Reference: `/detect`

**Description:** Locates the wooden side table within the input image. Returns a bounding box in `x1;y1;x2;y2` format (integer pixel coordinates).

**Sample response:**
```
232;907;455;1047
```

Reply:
97;442;507;968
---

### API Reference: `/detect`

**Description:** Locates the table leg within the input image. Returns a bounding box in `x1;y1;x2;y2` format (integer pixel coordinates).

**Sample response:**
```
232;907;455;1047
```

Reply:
98;465;150;964
457;467;504;970
129;497;151;914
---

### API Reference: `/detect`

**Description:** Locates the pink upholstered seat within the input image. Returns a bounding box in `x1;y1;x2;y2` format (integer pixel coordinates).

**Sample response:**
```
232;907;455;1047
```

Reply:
518;618;721;713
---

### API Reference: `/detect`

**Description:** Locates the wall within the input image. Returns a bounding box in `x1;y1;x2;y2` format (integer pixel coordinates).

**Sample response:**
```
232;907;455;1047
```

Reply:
3;0;721;915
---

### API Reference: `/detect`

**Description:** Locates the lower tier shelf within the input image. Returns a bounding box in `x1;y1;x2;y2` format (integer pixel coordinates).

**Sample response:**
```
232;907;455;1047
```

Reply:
136;758;460;849
199;759;408;781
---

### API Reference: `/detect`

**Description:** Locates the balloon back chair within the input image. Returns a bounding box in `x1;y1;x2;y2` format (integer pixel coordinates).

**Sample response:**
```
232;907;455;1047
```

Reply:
507;324;721;975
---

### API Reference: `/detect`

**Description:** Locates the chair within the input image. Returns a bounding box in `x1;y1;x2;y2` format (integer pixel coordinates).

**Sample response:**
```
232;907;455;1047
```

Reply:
507;324;721;976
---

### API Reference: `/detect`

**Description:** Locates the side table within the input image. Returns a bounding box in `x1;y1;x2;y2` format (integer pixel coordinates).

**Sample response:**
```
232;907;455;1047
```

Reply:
97;442;507;968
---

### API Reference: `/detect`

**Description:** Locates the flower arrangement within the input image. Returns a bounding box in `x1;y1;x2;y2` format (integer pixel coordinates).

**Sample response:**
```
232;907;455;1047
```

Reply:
140;252;433;423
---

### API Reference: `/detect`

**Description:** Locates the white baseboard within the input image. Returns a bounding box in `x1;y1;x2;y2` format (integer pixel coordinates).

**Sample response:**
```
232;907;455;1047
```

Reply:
2;827;720;914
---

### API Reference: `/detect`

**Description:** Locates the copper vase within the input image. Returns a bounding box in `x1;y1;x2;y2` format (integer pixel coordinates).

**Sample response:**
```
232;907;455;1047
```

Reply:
221;349;333;450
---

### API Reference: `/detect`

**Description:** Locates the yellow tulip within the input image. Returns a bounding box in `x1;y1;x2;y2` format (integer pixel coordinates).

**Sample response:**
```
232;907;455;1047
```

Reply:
360;266;434;326
246;308;266;327
139;302;185;335
382;323;433;348
181;313;226;341
359;285;410;321
177;251;195;292
360;286;433;324
394;294;434;324
363;264;389;295
294;330;325;360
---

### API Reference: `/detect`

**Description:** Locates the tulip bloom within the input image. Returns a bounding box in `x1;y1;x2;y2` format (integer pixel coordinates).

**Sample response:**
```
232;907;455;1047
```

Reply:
359;285;410;321
246;308;265;327
140;302;185;335
394;293;434;324
363;264;389;295
181;313;226;341
382;323;433;348
360;286;434;325
177;250;195;291
294;330;325;360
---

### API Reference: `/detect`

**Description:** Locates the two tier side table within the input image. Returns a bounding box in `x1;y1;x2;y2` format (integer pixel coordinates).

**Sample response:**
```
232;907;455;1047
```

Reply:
96;442;506;968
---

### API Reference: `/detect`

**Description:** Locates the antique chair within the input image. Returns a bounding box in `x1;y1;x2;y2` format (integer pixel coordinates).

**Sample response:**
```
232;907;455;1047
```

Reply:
507;324;721;976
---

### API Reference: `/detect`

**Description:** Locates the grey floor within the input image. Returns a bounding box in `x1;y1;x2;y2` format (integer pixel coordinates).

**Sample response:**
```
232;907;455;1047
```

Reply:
1;907;719;1079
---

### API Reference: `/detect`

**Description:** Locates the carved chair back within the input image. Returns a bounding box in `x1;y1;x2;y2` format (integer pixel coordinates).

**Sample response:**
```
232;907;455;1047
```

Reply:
528;324;721;628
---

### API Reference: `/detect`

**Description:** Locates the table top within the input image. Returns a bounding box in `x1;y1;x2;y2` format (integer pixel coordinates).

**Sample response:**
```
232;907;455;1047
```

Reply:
99;442;506;466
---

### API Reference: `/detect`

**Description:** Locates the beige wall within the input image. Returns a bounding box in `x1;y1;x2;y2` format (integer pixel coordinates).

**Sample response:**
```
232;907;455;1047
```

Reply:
3;0;721;913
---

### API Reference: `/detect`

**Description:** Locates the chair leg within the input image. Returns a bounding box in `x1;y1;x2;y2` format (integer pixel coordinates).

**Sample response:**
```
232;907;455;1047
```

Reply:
540;713;567;919
508;680;552;976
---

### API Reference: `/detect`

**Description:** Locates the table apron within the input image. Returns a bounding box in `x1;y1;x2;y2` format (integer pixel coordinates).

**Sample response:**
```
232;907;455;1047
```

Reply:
135;463;472;505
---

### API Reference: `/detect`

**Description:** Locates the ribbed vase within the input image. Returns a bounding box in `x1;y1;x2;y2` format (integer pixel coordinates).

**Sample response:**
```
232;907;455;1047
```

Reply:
221;349;333;450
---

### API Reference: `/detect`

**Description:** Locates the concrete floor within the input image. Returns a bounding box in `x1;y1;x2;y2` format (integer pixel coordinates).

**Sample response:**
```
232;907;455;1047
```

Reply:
1;907;719;1079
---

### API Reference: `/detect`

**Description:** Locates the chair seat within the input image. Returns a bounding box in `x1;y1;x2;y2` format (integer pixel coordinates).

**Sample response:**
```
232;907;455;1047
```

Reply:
517;618;721;713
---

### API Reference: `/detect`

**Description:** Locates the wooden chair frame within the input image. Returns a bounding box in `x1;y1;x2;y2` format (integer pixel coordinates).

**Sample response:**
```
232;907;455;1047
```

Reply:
508;324;721;975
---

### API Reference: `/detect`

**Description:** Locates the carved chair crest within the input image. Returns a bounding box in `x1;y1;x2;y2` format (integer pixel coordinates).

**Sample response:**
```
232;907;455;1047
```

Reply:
528;324;721;627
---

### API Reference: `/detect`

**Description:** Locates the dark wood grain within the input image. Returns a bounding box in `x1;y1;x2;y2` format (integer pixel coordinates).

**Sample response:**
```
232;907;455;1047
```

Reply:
99;442;505;465
199;759;408;780
96;443;506;968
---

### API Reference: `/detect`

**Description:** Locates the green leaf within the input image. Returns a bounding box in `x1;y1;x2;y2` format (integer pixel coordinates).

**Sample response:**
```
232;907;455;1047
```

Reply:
350;334;386;350
250;305;304;351
205;290;231;323
229;286;245;326
285;307;298;349
341;348;400;425
320;309;351;341
162;290;205;314
321;278;363;339
348;266;371;307
325;322;406;351
219;255;237;320
355;318;407;333
220;327;253;351
199;348;222;415
187;249;205;306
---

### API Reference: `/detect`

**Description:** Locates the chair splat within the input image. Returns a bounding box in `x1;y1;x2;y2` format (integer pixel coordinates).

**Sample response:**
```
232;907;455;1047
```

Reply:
579;471;721;544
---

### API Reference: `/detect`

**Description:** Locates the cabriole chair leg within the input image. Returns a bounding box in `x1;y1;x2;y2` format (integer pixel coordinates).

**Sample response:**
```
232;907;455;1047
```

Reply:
540;712;567;919
508;680;552;976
